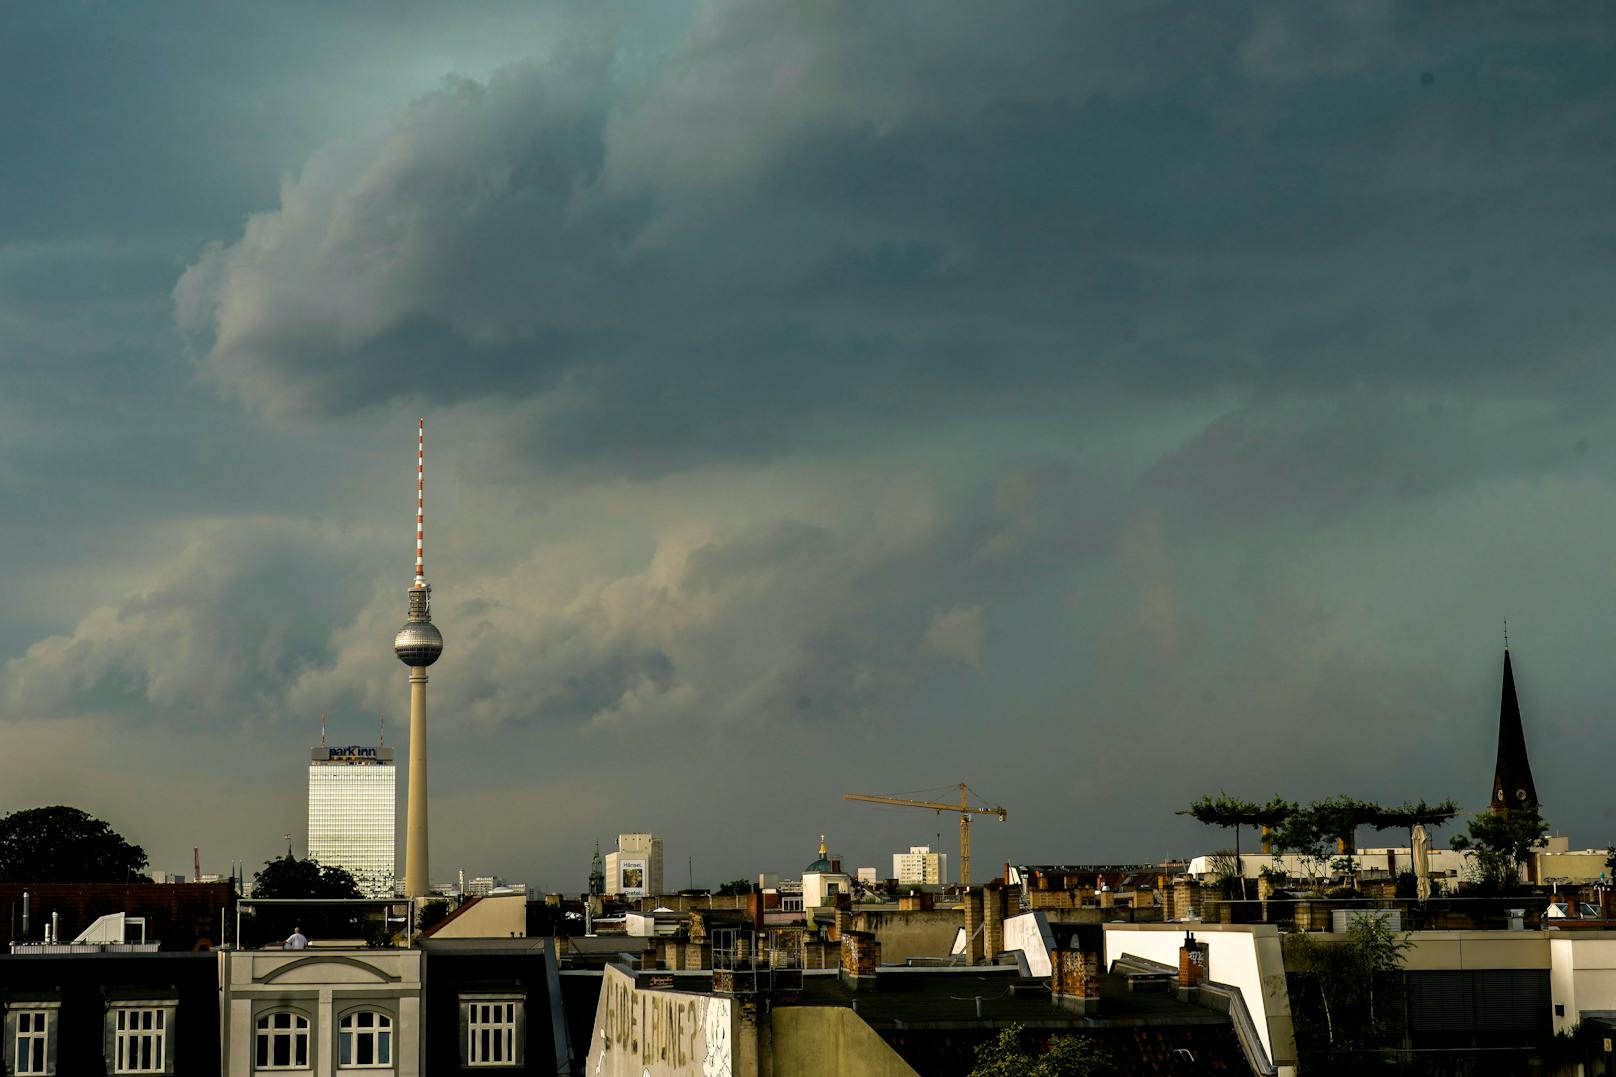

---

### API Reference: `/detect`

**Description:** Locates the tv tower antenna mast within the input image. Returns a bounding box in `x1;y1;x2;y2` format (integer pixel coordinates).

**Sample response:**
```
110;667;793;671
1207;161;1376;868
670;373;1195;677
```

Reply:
395;419;444;898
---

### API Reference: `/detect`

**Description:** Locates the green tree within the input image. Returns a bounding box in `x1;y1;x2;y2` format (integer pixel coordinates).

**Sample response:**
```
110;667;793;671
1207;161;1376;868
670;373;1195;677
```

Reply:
1271;805;1336;889
715;878;755;896
528;900;586;938
969;1023;1108;1077
1180;794;1294;899
1367;799;1460;899
249;855;368;945
418;900;450;931
1285;913;1412;1073
1366;799;1460;846
253;855;364;900
0;806;148;882
1449;806;1550;893
1307;796;1387;891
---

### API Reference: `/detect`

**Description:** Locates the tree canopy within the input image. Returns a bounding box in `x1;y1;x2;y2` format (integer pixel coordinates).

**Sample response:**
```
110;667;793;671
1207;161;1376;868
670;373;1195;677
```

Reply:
1189;794;1462;893
248;854;369;945
1364;799;1461;832
0;806;148;883
969;1023;1107;1077
715;878;755;896
1450;806;1550;892
1285;912;1411;1073
253;855;363;900
1179;793;1295;830
1180;794;1294;899
418;900;450;931
1270;807;1337;884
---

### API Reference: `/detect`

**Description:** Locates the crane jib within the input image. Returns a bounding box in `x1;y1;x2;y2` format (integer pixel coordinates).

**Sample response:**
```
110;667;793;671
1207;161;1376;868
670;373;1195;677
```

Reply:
842;785;1008;887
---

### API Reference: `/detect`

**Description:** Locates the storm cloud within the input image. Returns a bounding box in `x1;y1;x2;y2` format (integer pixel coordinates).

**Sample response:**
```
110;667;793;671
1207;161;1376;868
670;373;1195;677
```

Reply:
5;1;1616;884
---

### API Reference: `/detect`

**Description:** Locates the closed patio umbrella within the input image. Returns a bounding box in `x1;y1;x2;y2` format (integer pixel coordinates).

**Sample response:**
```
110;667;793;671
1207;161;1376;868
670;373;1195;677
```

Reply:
1412;823;1432;903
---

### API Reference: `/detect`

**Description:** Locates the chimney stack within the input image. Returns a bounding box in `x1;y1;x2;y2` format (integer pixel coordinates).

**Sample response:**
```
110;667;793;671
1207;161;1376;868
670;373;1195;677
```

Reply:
1178;931;1209;992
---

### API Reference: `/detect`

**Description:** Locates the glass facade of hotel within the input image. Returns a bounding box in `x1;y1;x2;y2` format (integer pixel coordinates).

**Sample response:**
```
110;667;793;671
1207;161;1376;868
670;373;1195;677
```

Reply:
307;745;397;897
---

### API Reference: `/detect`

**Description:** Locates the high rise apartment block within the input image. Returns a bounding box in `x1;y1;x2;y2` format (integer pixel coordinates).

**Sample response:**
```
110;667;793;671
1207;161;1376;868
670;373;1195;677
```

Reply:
892;846;948;886
307;744;397;898
603;834;664;899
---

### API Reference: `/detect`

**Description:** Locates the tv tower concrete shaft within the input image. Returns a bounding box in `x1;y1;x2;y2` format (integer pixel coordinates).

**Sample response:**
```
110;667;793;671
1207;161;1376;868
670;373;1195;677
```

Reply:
405;668;430;896
394;419;443;898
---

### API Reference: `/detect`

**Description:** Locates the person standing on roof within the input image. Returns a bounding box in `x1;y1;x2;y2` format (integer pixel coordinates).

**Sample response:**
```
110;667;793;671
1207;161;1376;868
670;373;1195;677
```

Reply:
283;926;308;950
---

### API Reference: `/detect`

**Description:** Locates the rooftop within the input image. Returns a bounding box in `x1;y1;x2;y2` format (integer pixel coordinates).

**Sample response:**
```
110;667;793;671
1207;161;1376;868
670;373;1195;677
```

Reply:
784;967;1229;1030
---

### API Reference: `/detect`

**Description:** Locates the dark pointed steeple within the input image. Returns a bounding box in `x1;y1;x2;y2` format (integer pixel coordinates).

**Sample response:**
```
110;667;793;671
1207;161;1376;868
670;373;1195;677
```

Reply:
1491;647;1539;814
588;840;606;897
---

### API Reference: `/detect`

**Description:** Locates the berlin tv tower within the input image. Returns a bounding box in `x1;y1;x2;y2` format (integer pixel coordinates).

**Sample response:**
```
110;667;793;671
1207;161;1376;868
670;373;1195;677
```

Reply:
394;419;443;898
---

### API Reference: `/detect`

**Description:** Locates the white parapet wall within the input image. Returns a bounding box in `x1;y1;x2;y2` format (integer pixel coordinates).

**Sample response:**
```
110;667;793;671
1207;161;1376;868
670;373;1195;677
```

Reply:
586;964;732;1077
1549;934;1616;1035
1103;922;1296;1075
1001;912;1057;977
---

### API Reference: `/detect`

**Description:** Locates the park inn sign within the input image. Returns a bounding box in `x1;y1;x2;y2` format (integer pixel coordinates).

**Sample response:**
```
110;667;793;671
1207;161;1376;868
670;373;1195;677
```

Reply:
309;745;394;763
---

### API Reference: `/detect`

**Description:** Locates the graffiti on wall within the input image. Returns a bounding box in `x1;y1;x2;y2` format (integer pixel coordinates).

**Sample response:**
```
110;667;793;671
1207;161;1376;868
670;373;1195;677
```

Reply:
588;965;732;1077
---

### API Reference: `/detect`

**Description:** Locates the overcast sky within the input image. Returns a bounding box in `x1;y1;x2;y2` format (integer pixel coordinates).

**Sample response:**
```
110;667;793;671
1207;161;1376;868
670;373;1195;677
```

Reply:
3;1;1616;890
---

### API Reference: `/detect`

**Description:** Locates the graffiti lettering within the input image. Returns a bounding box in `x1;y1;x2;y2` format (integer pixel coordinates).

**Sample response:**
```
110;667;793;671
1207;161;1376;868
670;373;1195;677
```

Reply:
588;968;730;1077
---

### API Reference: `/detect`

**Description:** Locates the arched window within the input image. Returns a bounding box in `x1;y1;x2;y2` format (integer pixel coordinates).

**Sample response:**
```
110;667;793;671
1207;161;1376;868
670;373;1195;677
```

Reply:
254;1011;309;1070
338;1010;393;1068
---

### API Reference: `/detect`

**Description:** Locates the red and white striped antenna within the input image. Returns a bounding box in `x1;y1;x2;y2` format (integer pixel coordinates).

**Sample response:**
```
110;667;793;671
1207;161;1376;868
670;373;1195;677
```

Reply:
415;418;426;585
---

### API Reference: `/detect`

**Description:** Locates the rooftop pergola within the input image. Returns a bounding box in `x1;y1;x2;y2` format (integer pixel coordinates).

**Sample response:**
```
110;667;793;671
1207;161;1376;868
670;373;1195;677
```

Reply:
232;897;417;950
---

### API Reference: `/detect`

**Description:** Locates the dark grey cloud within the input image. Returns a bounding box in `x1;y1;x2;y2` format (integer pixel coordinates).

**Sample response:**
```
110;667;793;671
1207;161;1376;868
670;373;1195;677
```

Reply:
2;521;377;723
6;0;1616;886
172;1;1616;493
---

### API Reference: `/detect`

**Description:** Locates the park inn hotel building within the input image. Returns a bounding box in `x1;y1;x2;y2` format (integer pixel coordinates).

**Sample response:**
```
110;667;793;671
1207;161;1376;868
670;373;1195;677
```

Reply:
307;744;397;898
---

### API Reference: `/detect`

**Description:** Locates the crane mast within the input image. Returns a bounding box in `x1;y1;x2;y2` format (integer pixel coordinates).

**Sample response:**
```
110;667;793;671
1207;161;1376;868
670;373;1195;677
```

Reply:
842;782;1007;887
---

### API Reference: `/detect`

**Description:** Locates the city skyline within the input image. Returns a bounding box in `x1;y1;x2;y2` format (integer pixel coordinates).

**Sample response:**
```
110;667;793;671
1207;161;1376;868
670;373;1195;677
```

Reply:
4;4;1616;890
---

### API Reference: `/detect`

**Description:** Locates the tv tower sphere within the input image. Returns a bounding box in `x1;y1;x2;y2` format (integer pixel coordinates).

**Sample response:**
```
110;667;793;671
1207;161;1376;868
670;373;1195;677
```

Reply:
394;615;443;667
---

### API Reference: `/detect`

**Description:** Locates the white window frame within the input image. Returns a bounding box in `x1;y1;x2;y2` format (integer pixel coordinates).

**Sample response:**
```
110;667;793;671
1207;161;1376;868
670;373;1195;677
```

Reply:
254;1010;311;1071
12;1007;51;1075
337;1009;394;1069
462;995;523;1068
111;1007;167;1075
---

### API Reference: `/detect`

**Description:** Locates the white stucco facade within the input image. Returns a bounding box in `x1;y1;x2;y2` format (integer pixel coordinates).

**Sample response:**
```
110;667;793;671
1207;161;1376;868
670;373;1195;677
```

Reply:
1188;847;1475;885
219;948;423;1077
802;870;851;911
1548;935;1616;1034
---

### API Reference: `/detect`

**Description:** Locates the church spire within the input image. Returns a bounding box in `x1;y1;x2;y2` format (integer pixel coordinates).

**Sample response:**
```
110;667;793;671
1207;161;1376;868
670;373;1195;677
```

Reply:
1491;647;1539;814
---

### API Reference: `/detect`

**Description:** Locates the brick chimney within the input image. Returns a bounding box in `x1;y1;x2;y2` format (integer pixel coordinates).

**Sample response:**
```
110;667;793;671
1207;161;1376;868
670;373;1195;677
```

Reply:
1178;931;1209;991
1049;939;1102;1015
1171;878;1202;922
982;882;1007;961
840;929;880;988
962;889;985;965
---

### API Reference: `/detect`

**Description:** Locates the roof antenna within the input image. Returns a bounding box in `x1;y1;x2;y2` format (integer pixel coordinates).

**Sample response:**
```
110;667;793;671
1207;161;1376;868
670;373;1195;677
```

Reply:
1504;619;1509;651
379;711;385;747
320;713;327;748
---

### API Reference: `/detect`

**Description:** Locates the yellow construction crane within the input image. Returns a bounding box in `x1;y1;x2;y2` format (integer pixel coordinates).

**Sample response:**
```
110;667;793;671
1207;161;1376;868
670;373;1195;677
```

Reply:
842;783;1007;887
